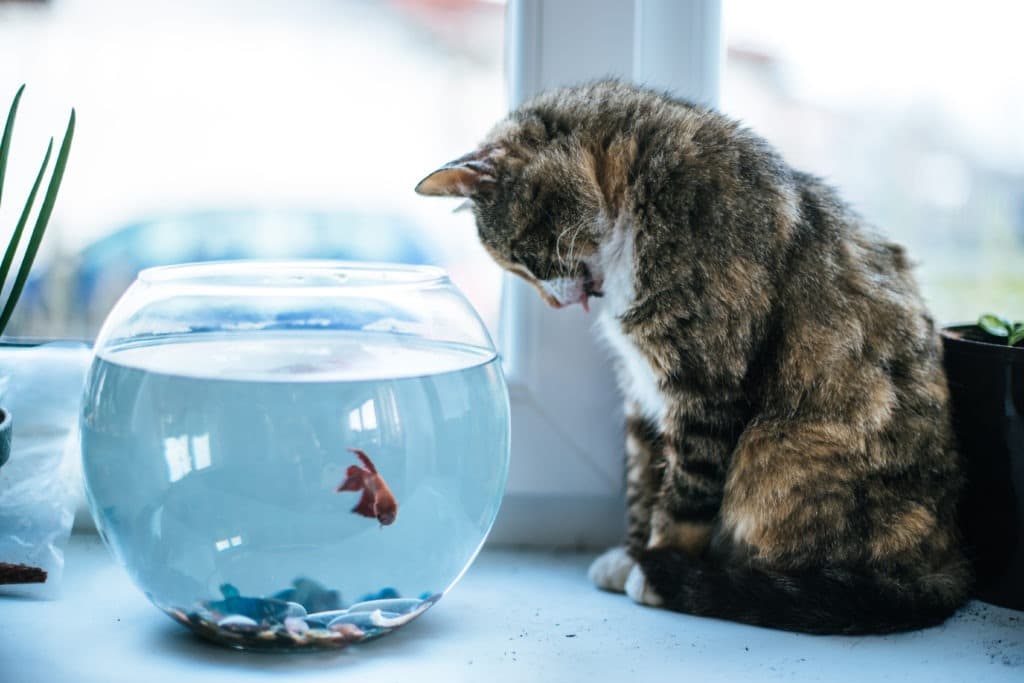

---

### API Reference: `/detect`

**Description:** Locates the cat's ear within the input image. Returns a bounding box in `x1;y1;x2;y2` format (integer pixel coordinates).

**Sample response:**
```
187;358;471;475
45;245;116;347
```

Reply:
415;146;505;197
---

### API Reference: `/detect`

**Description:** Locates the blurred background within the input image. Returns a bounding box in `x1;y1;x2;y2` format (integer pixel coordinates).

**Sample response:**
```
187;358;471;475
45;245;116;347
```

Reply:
724;2;1024;326
0;0;1021;339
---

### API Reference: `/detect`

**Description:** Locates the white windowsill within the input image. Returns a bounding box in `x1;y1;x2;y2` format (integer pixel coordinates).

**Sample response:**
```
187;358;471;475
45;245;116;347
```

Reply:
2;534;1021;682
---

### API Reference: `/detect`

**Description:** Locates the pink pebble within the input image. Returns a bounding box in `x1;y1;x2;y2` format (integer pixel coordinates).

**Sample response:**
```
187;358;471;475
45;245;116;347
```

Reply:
329;622;365;638
284;616;309;634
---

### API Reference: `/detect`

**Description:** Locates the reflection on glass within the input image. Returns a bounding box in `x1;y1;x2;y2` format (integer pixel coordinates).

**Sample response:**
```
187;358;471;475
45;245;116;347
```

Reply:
214;535;243;552
347;399;378;433
162;433;212;482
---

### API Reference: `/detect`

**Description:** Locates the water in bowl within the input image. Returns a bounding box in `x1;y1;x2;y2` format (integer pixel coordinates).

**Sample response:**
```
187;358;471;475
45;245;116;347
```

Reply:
81;330;509;650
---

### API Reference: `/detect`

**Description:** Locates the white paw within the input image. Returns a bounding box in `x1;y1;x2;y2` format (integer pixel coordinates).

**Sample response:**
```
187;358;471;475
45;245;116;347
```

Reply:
587;546;636;593
625;564;664;607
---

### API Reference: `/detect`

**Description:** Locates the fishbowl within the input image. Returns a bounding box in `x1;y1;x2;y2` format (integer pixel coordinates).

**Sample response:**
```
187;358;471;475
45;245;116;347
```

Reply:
80;261;510;651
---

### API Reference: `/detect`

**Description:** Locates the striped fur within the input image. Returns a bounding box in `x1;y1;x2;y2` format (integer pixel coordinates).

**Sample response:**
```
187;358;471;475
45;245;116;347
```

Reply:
416;80;970;634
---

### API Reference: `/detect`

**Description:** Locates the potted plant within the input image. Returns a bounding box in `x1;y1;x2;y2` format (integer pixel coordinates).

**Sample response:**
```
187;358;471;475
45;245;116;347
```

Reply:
0;84;76;588
942;314;1024;611
0;84;74;467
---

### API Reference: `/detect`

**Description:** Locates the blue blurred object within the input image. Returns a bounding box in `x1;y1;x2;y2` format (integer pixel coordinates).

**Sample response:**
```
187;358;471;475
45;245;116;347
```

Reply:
19;208;439;336
76;208;434;304
357;587;401;603
270;578;343;613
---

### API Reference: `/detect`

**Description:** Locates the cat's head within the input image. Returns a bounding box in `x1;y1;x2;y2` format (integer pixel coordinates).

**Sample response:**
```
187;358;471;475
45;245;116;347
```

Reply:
415;104;623;312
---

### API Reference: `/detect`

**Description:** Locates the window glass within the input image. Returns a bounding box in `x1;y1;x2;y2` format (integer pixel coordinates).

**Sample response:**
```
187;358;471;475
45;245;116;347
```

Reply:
0;0;506;339
724;1;1024;323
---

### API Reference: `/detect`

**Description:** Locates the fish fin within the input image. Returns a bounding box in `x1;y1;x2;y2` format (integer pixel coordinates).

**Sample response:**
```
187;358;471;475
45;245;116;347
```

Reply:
336;465;365;492
347;447;378;474
351;488;377;518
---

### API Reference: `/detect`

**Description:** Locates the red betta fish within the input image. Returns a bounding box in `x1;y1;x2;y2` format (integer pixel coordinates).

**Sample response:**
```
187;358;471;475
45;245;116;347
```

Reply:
335;448;398;526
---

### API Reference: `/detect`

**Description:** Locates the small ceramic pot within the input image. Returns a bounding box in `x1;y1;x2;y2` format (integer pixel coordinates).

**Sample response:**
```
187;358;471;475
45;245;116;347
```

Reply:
941;325;1024;611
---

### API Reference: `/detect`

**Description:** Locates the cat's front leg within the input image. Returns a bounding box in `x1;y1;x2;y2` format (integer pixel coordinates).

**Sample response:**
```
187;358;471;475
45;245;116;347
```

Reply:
647;433;724;557
628;417;732;606
588;409;663;593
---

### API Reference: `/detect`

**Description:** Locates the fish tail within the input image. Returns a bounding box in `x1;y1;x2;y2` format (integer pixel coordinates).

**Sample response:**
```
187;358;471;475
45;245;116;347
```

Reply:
347;448;377;474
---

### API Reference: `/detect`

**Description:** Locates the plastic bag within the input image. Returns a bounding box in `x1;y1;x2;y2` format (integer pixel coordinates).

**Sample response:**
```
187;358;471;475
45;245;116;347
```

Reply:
0;341;91;599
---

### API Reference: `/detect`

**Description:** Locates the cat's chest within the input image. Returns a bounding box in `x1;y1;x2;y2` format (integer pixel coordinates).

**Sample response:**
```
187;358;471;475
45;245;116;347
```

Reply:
595;224;667;425
598;314;666;425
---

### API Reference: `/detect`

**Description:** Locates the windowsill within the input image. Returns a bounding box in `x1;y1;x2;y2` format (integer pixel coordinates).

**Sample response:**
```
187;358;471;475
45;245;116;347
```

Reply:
3;535;1021;682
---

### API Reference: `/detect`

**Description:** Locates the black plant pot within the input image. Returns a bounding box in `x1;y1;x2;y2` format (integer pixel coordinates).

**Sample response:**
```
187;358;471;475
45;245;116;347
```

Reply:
0;407;10;469
942;325;1024;611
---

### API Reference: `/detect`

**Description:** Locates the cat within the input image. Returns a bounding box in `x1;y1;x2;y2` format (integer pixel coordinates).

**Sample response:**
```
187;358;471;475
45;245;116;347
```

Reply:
415;80;969;635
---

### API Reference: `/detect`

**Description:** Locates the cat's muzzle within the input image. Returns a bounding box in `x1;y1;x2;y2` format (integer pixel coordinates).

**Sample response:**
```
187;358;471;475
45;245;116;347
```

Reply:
539;275;604;313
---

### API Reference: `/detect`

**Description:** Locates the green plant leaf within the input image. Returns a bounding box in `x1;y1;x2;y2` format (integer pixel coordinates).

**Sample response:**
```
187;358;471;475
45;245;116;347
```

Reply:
0;108;75;335
1010;323;1024;348
0;84;26;212
978;313;1010;338
0;138;51;309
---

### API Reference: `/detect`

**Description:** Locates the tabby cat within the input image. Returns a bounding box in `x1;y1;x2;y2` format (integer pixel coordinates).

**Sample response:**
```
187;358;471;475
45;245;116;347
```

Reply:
415;80;969;634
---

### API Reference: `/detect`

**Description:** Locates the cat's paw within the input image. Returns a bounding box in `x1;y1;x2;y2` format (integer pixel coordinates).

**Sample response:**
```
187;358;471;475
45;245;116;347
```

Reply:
587;546;636;593
625;564;664;607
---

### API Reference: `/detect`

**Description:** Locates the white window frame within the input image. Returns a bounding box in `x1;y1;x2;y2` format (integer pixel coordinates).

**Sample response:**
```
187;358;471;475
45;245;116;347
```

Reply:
488;0;722;546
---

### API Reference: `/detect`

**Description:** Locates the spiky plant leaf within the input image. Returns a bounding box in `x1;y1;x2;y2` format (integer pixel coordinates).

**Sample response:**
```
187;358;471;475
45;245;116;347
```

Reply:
1009;323;1024;348
0;138;51;301
0;109;75;334
0;84;26;211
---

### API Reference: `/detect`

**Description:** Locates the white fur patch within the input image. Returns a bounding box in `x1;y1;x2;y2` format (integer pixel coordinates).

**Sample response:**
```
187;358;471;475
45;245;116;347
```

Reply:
600;317;666;424
594;219;667;426
540;276;585;307
625;564;664;607
731;515;756;546
587;546;636;593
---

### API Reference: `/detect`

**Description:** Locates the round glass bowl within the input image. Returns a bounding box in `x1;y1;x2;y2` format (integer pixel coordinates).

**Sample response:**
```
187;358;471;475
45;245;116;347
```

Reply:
80;261;510;651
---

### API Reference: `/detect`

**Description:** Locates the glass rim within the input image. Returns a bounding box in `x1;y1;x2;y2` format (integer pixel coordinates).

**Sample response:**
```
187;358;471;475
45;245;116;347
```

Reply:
137;259;450;291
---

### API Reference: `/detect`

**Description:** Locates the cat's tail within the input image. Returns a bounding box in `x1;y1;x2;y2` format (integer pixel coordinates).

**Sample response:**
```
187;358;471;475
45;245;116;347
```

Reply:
637;547;968;635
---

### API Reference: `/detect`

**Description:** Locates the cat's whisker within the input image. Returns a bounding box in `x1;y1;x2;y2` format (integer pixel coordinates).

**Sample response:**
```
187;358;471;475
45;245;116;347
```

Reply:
554;225;570;273
556;215;589;278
